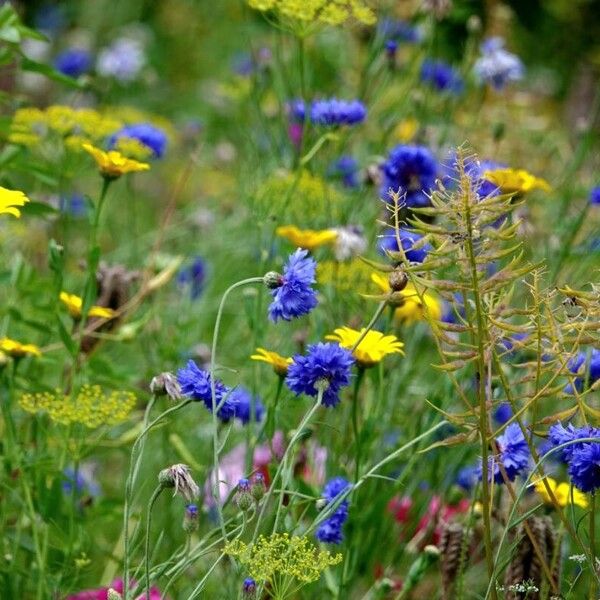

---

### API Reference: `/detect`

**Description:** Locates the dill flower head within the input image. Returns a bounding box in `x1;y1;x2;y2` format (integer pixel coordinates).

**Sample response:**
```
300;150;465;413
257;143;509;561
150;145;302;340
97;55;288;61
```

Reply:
377;227;432;264
380;144;438;208
309;98;367;127
225;533;342;584
325;327;404;368
533;476;588;508
60;291;117;320
267;249;318;322
82;143;150;179
276;225;338;251
0;337;41;358
109;123;168;159
0;187;30;218
316;477;352;544
19;385;136;428
478;423;529;484
482;168;551;194
251;347;293;377
177;360;237;422
474;37;524;90
286;342;354;407
420;59;463;94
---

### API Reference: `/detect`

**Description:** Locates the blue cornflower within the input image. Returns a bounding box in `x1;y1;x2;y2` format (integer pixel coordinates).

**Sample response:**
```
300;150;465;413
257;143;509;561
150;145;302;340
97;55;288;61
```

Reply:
177;360;237;422
316;477;352;544
329;156;359;188
380;144;438;208
420;59;463;94
310;98;367;127
590;186;600;205
442;153;504;200
378;19;422;43
243;577;257;596
177;256;206;300
548;422;600;462
62;466;100;497
109;123;168;158
493;403;513;425
377;227;432;263
478;423;530;483
59;193;88;218
288;99;306;123
474;37;524;90
54;48;92;78
286;342;354;408
385;40;398;57
268;249;318;322
569;442;600;493
564;348;600;393
230;387;265;424
456;465;479;491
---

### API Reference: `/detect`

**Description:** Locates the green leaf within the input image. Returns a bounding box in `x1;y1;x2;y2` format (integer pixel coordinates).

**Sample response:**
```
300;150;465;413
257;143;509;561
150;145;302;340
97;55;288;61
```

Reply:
20;201;58;218
20;57;86;90
57;316;77;357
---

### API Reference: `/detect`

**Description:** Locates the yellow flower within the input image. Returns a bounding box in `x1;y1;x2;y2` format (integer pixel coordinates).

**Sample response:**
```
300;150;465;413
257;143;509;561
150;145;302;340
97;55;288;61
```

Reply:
251;347;293;376
248;0;375;26
534;477;588;508
317;259;374;292
60;292;117;320
276;225;337;250
0;187;30;218
395;118;419;142
326;327;404;368
482;168;551;194
82;143;150;179
0;337;41;358
371;273;442;323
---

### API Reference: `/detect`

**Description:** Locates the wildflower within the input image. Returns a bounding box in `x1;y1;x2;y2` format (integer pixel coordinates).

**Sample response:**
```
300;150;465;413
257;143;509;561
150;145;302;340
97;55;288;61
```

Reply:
54;48;92;78
380;144;438;208
251;473;266;501
378;227;432;263
182;503;199;533
177;256;206;300
67;579;164;600
82;143;150;179
378;19;422;43
236;478;254;511
0;187;30;218
420;59;463;94
474;37;524;90
19;386;136;428
394;118;419;143
97;37;146;82
317;259;374;292
287;98;306;123
149;372;182;401
63;465;101;499
242;578;257;597
482;168;551;194
563;348;600;393
177;360;237;421
332;225;366;261
533;477;588;508
231;387;265;424
385;40;398;58
479;423;530;483
329;156;360;188
109;123;168;159
548;422;600;462
158;464;200;502
456;465;479;491
371;273;442;323
60;291;117;320
310;98;367;127
59;193;88;217
0;337;41;358
493;402;513;425
251;347;293;377
276;225;338;251
267;249;318;322
286;342;354;407
568;443;600;493
316;477;352;544
225;533;342;584
590;186;600;205
326;327;404;368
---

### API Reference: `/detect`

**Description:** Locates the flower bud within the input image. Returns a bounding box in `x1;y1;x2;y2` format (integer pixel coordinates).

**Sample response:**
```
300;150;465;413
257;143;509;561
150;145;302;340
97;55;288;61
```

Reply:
158;464;200;503
183;503;199;533
243;577;257;597
315;497;327;511
236;478;254;512
150;372;182;401
263;271;283;289
389;268;408;292
250;473;266;501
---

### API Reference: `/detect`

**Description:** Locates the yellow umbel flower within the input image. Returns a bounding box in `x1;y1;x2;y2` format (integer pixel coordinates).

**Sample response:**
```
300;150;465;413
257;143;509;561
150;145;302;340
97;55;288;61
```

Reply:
19;385;136;428
60;292;117;320
0;187;30;218
534;477;588;509
276;225;337;251
251;347;293;376
225;533;342;585
248;0;375;26
0;337;41;358
326;327;404;368
482;168;551;194
371;273;442;323
82;143;150;179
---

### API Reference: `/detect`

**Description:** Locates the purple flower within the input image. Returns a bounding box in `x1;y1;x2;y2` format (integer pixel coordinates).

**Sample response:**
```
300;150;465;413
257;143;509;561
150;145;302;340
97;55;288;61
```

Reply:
54;48;92;78
380;144;438;208
377;227;432;263
548;422;600;462
329;156;359;188
309;98;367;127
177;256;206;300
493;403;513;425
316;477;352;544
378;19;421;44
474;37;524;90
109;123;168;158
268;249;318;322
478;423;529;483
287;99;306;123
286;342;354;408
590;186;600;205
243;577;257;596
564;348;600;393
420;59;463;94
568;442;600;492
231;387;265;424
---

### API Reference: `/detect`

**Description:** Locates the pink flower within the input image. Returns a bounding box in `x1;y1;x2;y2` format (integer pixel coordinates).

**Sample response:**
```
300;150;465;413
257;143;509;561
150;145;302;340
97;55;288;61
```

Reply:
66;578;165;600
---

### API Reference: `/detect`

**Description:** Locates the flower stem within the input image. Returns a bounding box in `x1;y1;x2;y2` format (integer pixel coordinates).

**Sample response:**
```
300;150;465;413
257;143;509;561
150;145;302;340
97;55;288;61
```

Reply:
352;367;366;481
144;486;163;600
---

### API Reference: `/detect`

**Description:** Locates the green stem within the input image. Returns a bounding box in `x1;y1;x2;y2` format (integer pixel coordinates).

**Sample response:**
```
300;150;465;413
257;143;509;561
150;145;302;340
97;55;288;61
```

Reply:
591;493;597;599
144;486;163;600
351;368;366;481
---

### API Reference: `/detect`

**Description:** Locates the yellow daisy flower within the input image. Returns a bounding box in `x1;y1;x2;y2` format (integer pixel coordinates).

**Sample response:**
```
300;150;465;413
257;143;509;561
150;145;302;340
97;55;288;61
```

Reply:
60;292;117;320
251;347;293;377
326;326;404;368
276;225;338;251
482;168;551;194
0;337;41;358
534;476;588;509
0;187;30;218
371;273;442;323
82;143;150;179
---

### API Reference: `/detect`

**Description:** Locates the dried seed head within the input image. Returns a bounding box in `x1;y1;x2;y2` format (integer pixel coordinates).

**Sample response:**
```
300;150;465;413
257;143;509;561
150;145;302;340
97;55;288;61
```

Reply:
158;464;200;503
149;372;182;401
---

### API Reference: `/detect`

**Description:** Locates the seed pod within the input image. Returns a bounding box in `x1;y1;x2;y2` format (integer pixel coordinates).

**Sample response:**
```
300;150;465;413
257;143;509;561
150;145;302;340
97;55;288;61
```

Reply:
389;268;408;292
